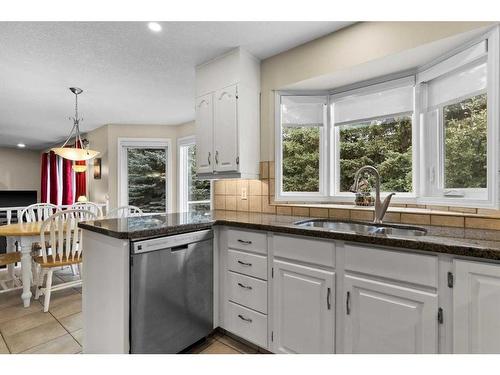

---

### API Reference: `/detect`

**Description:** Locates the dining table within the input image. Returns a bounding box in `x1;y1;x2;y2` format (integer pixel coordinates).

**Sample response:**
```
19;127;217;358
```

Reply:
0;221;48;307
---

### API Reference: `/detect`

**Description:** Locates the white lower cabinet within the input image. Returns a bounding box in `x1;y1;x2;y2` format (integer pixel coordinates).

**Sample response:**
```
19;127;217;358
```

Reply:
343;275;438;353
453;259;500;353
272;260;335;354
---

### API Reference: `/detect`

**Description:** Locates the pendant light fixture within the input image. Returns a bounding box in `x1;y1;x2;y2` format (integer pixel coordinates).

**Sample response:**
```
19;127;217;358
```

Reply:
52;87;99;163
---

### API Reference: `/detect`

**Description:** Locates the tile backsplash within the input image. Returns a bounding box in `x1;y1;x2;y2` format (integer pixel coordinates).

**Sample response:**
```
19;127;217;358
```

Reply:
213;161;500;230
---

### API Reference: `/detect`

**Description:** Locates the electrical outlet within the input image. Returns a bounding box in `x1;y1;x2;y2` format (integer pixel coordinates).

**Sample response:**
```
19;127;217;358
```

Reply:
241;187;248;200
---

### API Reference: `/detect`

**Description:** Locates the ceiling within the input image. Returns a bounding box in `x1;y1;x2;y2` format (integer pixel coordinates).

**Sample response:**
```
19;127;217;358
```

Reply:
0;21;353;149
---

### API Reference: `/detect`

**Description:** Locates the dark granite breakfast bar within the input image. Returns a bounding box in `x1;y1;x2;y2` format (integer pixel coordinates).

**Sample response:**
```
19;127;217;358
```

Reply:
79;210;500;261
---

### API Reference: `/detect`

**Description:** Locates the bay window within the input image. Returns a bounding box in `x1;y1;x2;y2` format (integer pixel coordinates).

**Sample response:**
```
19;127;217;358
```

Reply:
275;28;499;207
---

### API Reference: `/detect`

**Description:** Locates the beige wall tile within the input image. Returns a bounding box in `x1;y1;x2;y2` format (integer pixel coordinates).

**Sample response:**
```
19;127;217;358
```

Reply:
292;207;310;217
269;161;275;179
225;196;237;211
476;208;500;217
276;206;292;215
384;212;401;223
431;215;464;228
226;180;237;195
310;208;329;218
249;196;262;212
261;179;269;197
237;197;249;212
351;210;374;221
214;195;226;210
249;180;262;196
260;161;269;179
465;217;500;230
214;180;226;195
329;208;351;220
261;196;276;214
269;179;276;197
449;206;477;214
406;204;426;209
401;213;431;225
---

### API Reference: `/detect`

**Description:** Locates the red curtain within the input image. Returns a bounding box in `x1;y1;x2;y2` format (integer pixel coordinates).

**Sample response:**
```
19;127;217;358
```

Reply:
40;153;48;203
75;160;87;199
61;158;73;205
49;151;58;205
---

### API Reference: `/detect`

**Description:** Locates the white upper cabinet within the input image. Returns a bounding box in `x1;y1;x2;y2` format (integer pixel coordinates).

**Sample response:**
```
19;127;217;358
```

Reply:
453;259;500;353
343;275;438;354
195;94;214;174
214;85;238;173
195;48;260;179
272;259;335;354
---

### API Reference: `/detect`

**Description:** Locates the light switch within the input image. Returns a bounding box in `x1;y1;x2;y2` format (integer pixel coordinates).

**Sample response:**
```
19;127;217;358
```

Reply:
241;187;248;200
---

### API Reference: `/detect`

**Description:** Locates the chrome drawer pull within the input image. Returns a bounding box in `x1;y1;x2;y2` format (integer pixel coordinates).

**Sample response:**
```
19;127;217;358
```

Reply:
237;239;252;245
238;282;252;290
238;314;252;323
237;260;252;266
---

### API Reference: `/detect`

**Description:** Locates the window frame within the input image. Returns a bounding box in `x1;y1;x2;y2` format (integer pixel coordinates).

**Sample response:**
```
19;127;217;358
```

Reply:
117;138;172;213
177;135;212;213
273;27;499;208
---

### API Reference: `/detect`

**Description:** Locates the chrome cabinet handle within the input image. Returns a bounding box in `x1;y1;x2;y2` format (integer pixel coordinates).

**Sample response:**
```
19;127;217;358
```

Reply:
208;152;211;165
237;260;252;266
215;150;219;164
346;291;351;315
327;287;331;310
238;314;252;323
238;282;252;290
237;239;252;245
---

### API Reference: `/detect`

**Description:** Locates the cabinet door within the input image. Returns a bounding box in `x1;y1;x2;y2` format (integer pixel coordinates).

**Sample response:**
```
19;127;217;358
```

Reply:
273;260;335;354
195;93;214;174
213;84;239;173
343;275;438;353
454;260;500;353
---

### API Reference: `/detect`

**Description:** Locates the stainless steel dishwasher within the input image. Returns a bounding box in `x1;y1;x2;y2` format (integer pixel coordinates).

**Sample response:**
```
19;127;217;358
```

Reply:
130;229;213;353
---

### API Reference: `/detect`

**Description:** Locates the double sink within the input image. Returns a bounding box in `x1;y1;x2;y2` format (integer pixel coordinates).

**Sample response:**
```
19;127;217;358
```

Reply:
294;219;427;237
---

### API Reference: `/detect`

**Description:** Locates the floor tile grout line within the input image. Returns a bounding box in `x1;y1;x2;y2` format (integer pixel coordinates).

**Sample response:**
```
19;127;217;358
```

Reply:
0;329;12;354
214;336;245;354
49;308;82;349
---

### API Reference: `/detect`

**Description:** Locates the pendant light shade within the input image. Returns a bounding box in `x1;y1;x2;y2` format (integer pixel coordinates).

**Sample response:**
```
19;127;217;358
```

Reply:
72;163;88;173
51;87;99;161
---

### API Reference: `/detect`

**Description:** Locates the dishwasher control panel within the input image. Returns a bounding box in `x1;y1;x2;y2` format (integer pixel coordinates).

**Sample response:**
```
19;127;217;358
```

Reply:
131;229;213;254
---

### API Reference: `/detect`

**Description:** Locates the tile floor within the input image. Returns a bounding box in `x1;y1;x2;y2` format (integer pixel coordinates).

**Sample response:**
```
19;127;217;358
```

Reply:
0;267;260;354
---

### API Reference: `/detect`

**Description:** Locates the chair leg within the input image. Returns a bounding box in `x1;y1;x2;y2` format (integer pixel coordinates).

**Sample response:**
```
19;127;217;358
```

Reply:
77;263;82;277
43;269;54;313
35;267;45;300
31;260;38;285
71;264;78;276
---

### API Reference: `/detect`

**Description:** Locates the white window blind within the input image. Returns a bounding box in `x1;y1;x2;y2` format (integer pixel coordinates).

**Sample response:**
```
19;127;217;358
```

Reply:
426;60;487;108
281;96;326;126
333;82;414;125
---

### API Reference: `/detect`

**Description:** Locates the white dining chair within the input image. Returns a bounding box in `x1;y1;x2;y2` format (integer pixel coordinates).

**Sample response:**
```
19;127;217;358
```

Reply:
34;209;97;312
19;203;59;223
107;205;144;218
71;201;103;218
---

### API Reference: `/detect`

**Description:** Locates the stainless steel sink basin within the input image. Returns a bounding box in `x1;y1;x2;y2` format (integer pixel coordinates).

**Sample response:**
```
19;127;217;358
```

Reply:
294;219;427;236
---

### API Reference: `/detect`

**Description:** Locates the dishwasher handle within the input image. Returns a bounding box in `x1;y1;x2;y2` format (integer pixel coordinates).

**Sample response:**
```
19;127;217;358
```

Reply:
171;244;189;252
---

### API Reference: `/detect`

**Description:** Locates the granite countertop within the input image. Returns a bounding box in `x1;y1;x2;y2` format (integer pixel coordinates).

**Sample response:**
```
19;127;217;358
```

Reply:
78;210;500;261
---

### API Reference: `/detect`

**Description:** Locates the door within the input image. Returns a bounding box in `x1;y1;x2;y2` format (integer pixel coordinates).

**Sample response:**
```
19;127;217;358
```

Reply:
343;275;438;353
453;259;500;353
273;260;335;354
214;84;239;173
195;93;214;174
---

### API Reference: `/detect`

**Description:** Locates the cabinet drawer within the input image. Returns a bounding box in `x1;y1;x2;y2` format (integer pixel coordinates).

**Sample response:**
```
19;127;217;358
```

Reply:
227;271;267;314
227;228;267;254
225;301;267;348
227;249;267;280
344;244;438;288
273;234;335;268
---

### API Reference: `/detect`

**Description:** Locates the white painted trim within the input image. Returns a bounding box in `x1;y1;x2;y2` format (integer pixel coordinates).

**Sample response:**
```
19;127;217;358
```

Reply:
117;137;173;213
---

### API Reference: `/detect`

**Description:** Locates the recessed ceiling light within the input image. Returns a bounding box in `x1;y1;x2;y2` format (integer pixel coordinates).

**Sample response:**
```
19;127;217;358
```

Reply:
17;143;26;148
148;22;162;33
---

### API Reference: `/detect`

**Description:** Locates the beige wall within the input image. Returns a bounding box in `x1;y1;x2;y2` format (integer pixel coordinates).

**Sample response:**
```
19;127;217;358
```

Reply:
86;121;195;211
0;147;41;201
260;21;494;160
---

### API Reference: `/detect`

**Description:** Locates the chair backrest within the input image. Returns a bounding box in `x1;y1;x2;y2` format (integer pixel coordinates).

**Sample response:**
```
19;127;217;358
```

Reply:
107;205;144;218
39;209;98;265
19;203;60;223
71;202;103;218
